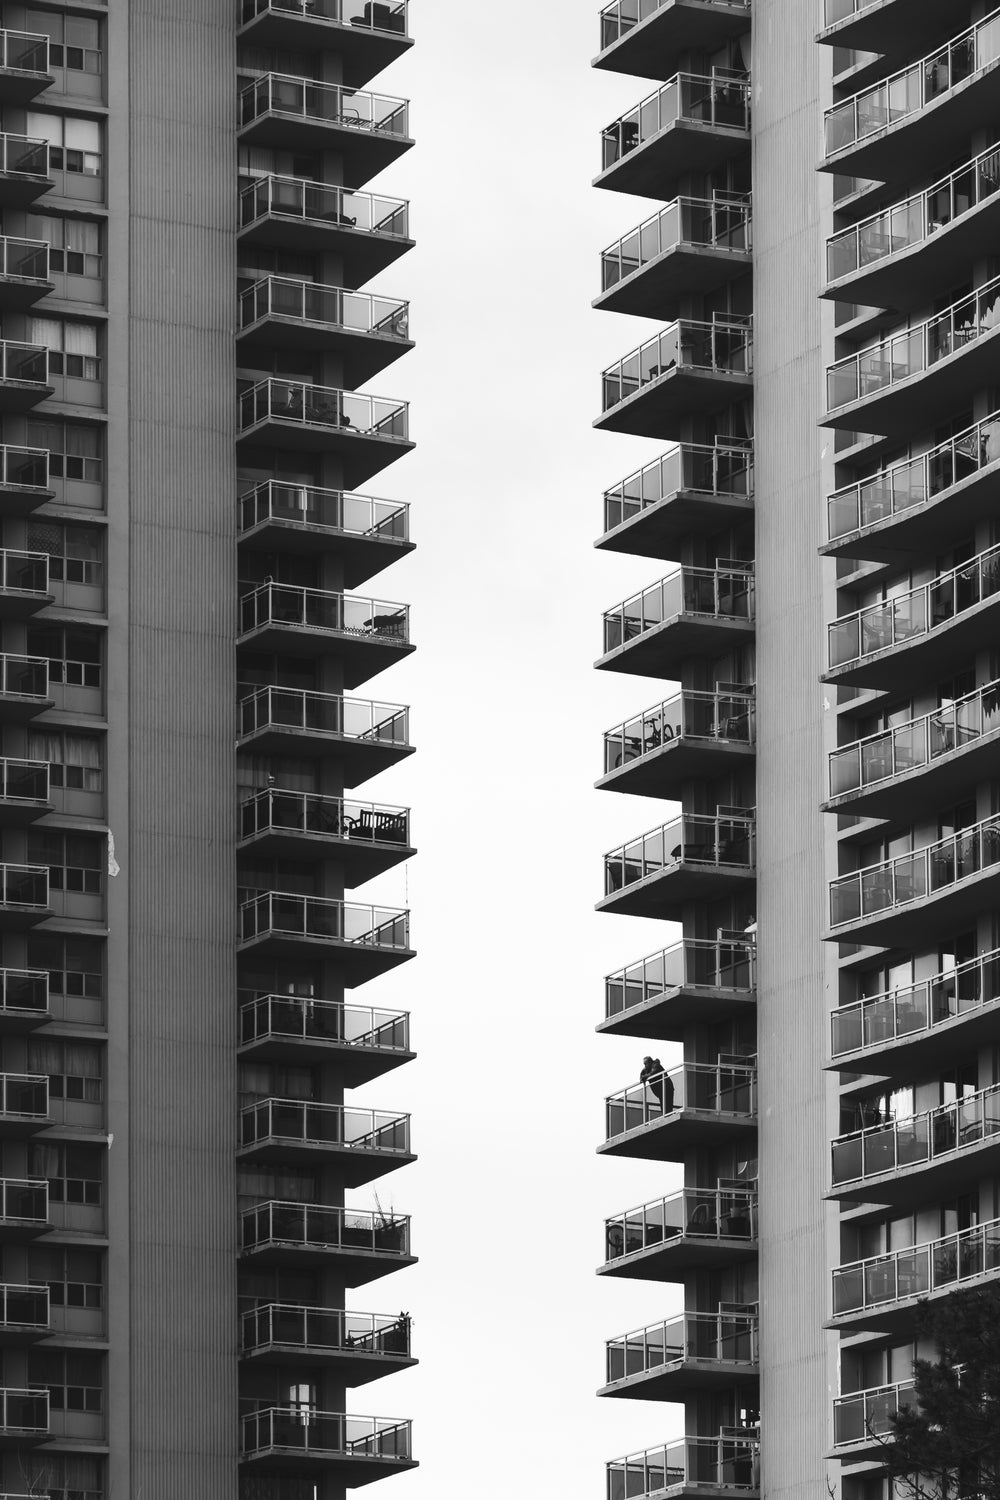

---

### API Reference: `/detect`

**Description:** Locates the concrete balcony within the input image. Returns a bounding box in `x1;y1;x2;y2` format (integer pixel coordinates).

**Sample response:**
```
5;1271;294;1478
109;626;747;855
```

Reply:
0;550;50;617
598;565;754;679
0;1074;47;1136
599;811;755;920
598;442;754;562
0;134;50;207
240;1408;414;1485
599;689;754;800
0;31;51;104
602;1061;756;1161
237;379;411;489
0;1283;48;1343
596;196;751;319
595;0;751;82
238;0;411;88
240;1303;413;1383
596;72;750;200
238;1098;412;1184
0;236;50;310
0;759;49;825
237;790;412;883
0;342;51;413
238;176;412;283
600;1312;758;1401
607;1435;759;1499
238;892;412;984
0;445;52;516
0;865;48;929
0;1388;47;1445
240;1200;414;1285
0;968;48;1032
832;1376;916;1461
238;993;412;1084
602;1188;757;1281
599;936;756;1041
238;74;412;187
596;318;753;442
818;0;947;63
237;584;412;688
238;482;412;589
830;1213;1000;1334
0;1178;47;1241
236;688;412;785
237;277;411;385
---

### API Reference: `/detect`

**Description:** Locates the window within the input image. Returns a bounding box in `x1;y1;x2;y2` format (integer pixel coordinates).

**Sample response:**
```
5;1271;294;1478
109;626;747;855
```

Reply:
28;1245;103;1309
26;729;103;792
26;520;103;586
28;317;101;380
28;1349;103;1412
26;111;101;175
24;214;103;278
21;1453;103;1500
25;934;103;1000
27;1039;103;1103
25;624;102;687
26;830;104;895
27;1142;103;1205
25;419;103;483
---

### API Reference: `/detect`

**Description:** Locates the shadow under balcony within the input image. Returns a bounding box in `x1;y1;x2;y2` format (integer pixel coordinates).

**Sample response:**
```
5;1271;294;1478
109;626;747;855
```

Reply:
599;689;754;799
237;277;412;386
600;1311;758;1402
240;1408;415;1486
818;0;948;62
239;75;413;188
239;176;412;284
0;1388;48;1445
238;482;413;589
596;319;753;442
832;1376;915;1463
238;0;411;89
599;936;756;1041
238;892;413;984
238;1098;413;1185
0;342;51;413
237;379;412;489
0;1178;47;1241
0;1074;46;1137
601;1188;757;1282
0;236;50;311
0;1283;47;1344
239;993;412;1084
0;968;48;1033
0;134;50;207
596;73;751;200
0;550;50;617
597;443;754;562
0;445;51;517
238;790;412;883
0;760;49;825
595;0;752;82
0;31;52;105
0;865;47;929
601;1061;756;1161
595;196;751;320
607;1434;759;1499
241;1304;414;1384
597;564;754;679
237;584;412;689
599;812;755;920
240;1201;414;1285
237;689;412;786
829;1213;1000;1334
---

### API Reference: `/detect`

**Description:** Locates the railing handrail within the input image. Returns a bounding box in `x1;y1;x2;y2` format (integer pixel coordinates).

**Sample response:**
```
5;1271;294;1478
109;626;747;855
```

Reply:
240;580;407;612
241;374;406;404
240;991;408;1022
241;70;408;117
239;172;409;212
605;809;755;863
241;1095;409;1123
604;562;755;621
601;193;752;261
832;944;1000;1054
835;1211;1000;1285
241;1198;408;1223
830;676;1000;785
835;1077;1000;1148
607;1185;756;1230
241;788;407;814
603;687;754;744
831;806;1000;893
602;316;753;383
607;1310;758;1346
240;275;408;326
607;1059;756;1106
239;684;408;714
605;937;757;985
239;889;407;918
605;69;751;133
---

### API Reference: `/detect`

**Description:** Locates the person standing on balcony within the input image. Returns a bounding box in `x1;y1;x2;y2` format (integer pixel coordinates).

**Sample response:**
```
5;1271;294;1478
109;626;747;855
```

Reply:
641;1055;673;1113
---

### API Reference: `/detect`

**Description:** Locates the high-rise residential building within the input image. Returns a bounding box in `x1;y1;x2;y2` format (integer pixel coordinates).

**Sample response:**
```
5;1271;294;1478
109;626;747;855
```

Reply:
0;3;419;1498
592;2;1000;1498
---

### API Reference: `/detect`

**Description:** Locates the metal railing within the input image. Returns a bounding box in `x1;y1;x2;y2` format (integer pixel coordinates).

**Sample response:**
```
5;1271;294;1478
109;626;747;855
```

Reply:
240;1098;409;1155
834;1377;917;1447
0;236;47;283
830;810;1000;927
607;1312;758;1383
0;340;46;387
604;689;754;774
603;442;754;533
606;939;755;1021
0;758;47;804
0;134;47;179
0;549;46;596
240;0;408;34
605;1188;757;1263
0;654;47;699
0;968;47;1020
242;1303;410;1357
605;812;755;894
0;1284;47;1330
239;275;408;338
607;1435;759;1498
241;1200;410;1257
832;1213;1000;1315
0;445;47;491
239;891;409;950
239;481;409;542
241;1408;411;1461
832;946;1000;1058
828;540;1000;670
0;1178;46;1225
237;686;408;745
602;318;752;410
827;270;1000;411
602;71;750;170
603;565;754;652
602;195;751;290
600;0;750;52
239;993;409;1052
830;678;1000;798
0;1389;47;1434
240;790;409;846
606;1062;756;1138
833;1080;1000;1187
0;30;48;71
238;582;408;642
0;1074;46;1121
0;865;46;911
239;378;408;441
239;174;409;239
825;0;881;24
240;72;408;135
826;6;1000;155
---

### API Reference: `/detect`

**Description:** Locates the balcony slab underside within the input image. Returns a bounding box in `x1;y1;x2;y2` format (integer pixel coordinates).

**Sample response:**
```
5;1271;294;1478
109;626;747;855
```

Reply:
0;172;52;208
600;1233;757;1283
0;906;48;931
825;725;1000;823
0;1217;46;1242
595;244;752;320
828;1266;1000;1336
598;861;755;920
0;380;52;414
830;1433;900;1464
236;623;413;690
239;517;414;589
237;1136;414;1187
598;737;755;800
0;796;50;827
601;1110;756;1162
238;13;412;88
236;930;414;987
824;326;1000;441
597;616;754;679
0;1318;47;1345
240;1241;416;1287
240;1448;416;1487
829;1133;1000;1213
817;0;946;60
829;865;1000;950
0;587;51;620
598;1357;759;1401
0;479;53;517
595;1;750;79
828;997;1000;1081
0;68;54;105
238;214;414;284
821;459;1000;566
598;985;757;1042
0;273;53;312
823;594;1000;693
238;1034;415;1086
236;415;413;490
0;1112;47;1139
236;827;414;884
234;729;413;788
242;1340;415;1385
238;115;413;188
598;489;754;561
596;367;753;441
595;121;749;200
0;1007;47;1034
237;317;413;388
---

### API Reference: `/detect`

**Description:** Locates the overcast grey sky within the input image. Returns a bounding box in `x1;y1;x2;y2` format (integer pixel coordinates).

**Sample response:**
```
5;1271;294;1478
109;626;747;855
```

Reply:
344;6;688;1493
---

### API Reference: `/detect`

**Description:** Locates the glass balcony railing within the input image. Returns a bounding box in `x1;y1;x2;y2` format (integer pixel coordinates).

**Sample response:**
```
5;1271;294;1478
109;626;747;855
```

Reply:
0;30;48;72
830;810;1000;928
603;442;753;533
827;140;1000;283
241;1200;410;1257
600;0;750;52
0;236;46;283
239;175;409;239
605;813;755;894
604;689;754;774
834;1377;916;1447
0;654;47;700
0;1283;47;1331
240;0;408;34
0;758;47;804
605;938;756;1021
827;271;1000;412
0;1178;45;1226
239;379;408;441
603;565;754;652
827;408;1000;542
0;341;45;386
601;195;751;290
0;1389;47;1434
239;892;409;950
239;276;409;339
606;1061;756;1139
830;678;1000;799
239;583;408;643
239;481;408;542
0;1073;46;1121
240;790;408;845
239;1098;410;1155
828;540;1000;671
602;319;752;410
607;1312;758;1383
607;1434;759;1499
242;1408;411;1462
831;946;1000;1059
0;446;46;492
832;1080;1000;1188
242;1303;410;1358
832;1213;1000;1316
237;686;408;745
239;993;409;1053
602;71;750;170
605;1188;757;1263
240;73;409;135
0;550;46;596
0;865;46;911
825;7;1000;157
0;967;47;1020
0;134;47;179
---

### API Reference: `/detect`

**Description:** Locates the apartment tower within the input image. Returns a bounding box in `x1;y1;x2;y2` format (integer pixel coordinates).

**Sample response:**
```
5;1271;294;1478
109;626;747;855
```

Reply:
0;3;419;1498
